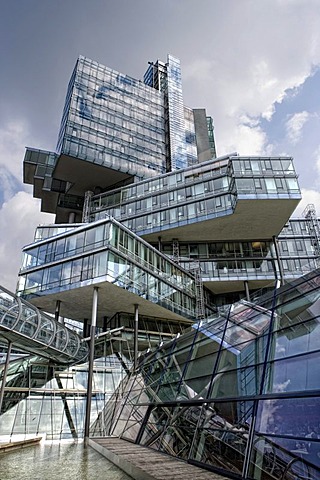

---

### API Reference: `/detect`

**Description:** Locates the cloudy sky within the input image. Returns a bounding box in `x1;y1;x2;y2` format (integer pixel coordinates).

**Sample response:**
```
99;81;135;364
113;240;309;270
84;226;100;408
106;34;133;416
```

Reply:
1;0;320;291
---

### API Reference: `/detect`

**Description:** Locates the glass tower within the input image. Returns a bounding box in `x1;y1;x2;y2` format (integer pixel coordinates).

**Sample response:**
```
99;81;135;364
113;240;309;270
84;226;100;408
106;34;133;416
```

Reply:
57;55;167;179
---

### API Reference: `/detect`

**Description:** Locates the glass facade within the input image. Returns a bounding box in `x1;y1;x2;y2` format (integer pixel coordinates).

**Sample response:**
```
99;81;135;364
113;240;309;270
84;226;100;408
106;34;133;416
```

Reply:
54;54;213;181
143;56;198;170
24;54;218;223
158;239;276;291
90;155;230;216
34;224;83;242
166;55;188;170
23;148;58;198
232;158;300;197
156;232;319;285
93;269;320;479
184;106;198;166
18;218;199;320
89;156;300;237
57;56;167;179
81;155;312;307
0;354;125;440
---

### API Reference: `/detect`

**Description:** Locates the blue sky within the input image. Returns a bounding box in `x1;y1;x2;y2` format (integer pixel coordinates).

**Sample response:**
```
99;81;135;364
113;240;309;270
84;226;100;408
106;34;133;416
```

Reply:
0;0;320;290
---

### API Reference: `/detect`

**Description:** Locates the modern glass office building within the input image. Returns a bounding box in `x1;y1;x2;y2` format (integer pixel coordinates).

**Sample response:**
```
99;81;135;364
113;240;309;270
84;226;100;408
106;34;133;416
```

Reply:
0;54;319;479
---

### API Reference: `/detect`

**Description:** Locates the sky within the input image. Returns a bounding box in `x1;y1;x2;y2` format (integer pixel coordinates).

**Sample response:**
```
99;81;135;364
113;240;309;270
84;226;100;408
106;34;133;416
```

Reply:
1;0;320;291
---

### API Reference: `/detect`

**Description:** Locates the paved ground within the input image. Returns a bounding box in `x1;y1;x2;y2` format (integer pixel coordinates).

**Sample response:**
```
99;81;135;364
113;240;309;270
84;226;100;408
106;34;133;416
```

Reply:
0;441;131;480
89;437;226;480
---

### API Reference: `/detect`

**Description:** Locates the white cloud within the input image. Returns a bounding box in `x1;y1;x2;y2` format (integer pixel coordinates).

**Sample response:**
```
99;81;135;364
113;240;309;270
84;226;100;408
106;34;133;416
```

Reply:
183;1;320;157
293;188;320;217
0;121;31;181
225;124;268;156
293;144;320;216
315;145;320;174
0;165;22;203
0;192;54;291
0;120;56;292
285;111;311;145
0;121;54;292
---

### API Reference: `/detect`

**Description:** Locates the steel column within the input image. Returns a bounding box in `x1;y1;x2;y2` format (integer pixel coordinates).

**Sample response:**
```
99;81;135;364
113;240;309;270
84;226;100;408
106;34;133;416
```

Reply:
134;304;139;371
84;286;98;442
244;280;250;301
272;235;284;286
54;300;61;323
0;340;12;414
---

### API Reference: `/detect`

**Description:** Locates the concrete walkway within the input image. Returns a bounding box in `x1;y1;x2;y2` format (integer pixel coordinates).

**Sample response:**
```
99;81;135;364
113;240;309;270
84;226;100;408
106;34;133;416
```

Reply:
89;437;226;480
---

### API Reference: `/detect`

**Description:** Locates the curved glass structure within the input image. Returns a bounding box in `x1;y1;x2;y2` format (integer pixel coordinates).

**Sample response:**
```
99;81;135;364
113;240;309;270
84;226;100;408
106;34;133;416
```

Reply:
0;286;88;364
94;269;320;480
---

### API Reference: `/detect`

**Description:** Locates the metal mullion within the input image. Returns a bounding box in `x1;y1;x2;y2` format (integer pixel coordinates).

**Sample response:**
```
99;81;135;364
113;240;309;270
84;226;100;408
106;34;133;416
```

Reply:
241;283;278;479
176;321;202;397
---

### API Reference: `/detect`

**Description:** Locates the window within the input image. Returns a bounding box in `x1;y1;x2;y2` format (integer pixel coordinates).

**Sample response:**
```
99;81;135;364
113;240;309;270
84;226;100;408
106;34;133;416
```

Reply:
189;245;199;257
196;202;205;214
204;181;212;193
254;179;262;189
186;186;193;198
237;178;254;192
178;206;184;218
286;178;299;191
265;178;276;192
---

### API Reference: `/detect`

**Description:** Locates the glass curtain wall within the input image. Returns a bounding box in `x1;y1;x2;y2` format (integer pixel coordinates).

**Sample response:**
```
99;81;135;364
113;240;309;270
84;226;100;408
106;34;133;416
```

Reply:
89;157;299;236
0;353;126;441
95;269;320;480
57;56;167;179
166;55;188;170
18;219;198;320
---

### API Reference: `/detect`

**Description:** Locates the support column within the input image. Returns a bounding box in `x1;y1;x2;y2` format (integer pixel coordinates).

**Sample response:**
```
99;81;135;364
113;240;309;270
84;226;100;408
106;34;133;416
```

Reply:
103;316;108;332
272;235;284;286
84;287;98;443
0;340;12;415
244;281;250;301
54;300;61;323
83;318;89;338
56;374;77;439
134;304;139;371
